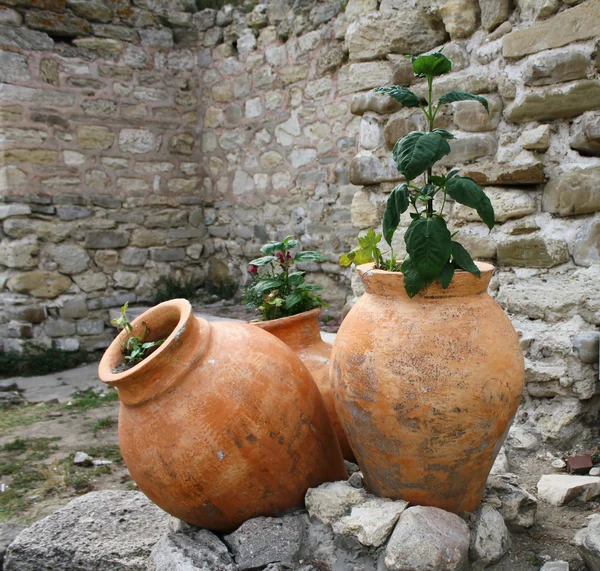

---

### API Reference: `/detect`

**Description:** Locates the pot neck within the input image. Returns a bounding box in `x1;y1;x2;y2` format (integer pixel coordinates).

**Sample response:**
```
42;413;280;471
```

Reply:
253;308;323;350
357;262;495;299
98;299;211;406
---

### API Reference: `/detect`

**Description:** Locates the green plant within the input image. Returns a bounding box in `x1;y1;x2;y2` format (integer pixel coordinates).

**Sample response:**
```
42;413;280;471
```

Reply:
244;236;328;321
63;388;119;412
110;303;165;366
341;52;495;297
91;417;115;437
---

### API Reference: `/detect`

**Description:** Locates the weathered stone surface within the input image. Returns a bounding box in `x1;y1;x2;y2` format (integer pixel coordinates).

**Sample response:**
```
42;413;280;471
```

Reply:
223;515;305;570
383;113;420;148
305;481;368;525
0;524;26;567
573;216;600;267
0;7;22;26
463;161;545;185
384;506;470;571
4;491;171;571
346;11;447;62
169;133;194;155
479;0;512;31
537;475;600;506
470;505;511;565
570;111;600;156
0;166;26;191
77;125;114;150
497;234;569;268
454;224;497;259
84;231;128;249
522;125;551;151
139;28;173;49
574;518;600;571
516;0;561;21
0;237;37;268
453;187;536;223
503;0;600;58
73;271;107;292
118;129;154;154
437;0;480;40
484;474;537;532
332;497;408;547
3;149;59;165
51;244;90;274
45;319;76;337
3;219;70;243
25;10;91;37
542;166;600;216
350;151;402;185
0;50;31;83
6;270;71;299
150;529;236;571
0;23;53;50
339;61;394;95
351;91;402;116
453;95;502;132
440;133;497;165
412;71;495;102
540;561;570;571
523;49;589;86
0;204;30;219
351;190;380;229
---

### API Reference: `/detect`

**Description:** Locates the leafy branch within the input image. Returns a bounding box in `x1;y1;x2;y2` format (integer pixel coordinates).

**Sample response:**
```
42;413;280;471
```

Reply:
340;51;495;297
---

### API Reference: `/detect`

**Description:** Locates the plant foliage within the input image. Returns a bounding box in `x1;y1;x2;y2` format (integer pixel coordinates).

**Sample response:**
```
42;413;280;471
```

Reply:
110;303;165;366
341;51;495;297
244;236;328;321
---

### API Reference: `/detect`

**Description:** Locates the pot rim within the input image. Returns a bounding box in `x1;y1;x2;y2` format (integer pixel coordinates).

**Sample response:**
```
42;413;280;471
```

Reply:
98;298;193;384
250;307;322;327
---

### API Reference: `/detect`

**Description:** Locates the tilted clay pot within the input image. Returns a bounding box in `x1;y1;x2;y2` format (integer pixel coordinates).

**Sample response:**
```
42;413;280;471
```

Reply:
253;308;355;461
98;299;346;532
331;263;524;514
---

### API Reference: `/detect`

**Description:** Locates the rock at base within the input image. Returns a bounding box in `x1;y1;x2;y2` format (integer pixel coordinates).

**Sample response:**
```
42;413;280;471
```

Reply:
223;515;306;570
469;505;511;565
149;529;236;571
573;518;600;570
4;491;172;571
384;506;470;571
484;474;537;532
0;524;27;566
537;474;600;506
305;481;368;525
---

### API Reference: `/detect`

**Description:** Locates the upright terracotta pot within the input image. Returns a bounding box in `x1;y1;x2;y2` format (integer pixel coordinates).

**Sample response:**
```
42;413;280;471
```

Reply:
98;299;346;532
253;308;355;461
331;263;524;514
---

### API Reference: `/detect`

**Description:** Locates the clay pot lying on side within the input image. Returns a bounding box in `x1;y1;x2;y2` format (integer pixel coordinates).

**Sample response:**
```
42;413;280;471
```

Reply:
331;263;524;514
98;299;346;532
253;308;355;462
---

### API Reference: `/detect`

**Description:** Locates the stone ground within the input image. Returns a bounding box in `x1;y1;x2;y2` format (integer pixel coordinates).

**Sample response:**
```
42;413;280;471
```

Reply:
0;306;597;570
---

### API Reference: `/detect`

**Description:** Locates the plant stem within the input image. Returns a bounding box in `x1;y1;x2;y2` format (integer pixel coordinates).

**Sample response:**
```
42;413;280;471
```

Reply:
426;75;434;217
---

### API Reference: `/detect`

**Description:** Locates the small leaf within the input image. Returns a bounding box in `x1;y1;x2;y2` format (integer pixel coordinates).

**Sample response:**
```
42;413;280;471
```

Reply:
249;255;277;266
447;169;460;179
452;241;481;278
405;216;452;280
288;272;305;286
393;131;452;181
339;251;356;267
295;283;323;292
411;52;452;78
429;174;446;187
432;128;456;140
373;86;421;108
438;262;455;289
294;251;327;263
251;278;283;295
402;258;431;297
282;236;298;249
438;91;489;113
446;176;495;230
260;240;285;255
285;292;303;309
383;183;410;246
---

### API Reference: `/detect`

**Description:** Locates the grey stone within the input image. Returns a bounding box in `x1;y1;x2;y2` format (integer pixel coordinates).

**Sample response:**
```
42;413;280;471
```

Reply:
497;235;570;268
470;505;511;565
440;133;497;165
0;524;27;566
5;305;46;324
523;49;589;86
66;0;112;22
150;248;186;262
139;29;173;49
338;61;393;95
4;491;171;571
194;8;217;31
76;320;105;336
542;166;600;216
384;506;470;571
51;244;90;274
84;231;129;249
45;319;76;338
121;248;148;267
540;562;570;571
349;152;402;185
484;474;537;532
571;111;600;156
25;10;92;38
0;50;31;83
537;475;600;506
572;332;600;364
223;515;305;570
56;206;91;221
479;0;512;31
60;297;88;320
0;24;53;50
150;529;236;571
0;204;31;219
0;237;38;269
0;7;22;26
73;451;93;465
305;481;368;525
573;216;600;267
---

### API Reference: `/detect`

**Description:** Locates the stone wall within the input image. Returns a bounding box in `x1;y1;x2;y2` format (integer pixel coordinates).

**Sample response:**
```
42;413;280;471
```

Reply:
0;0;599;447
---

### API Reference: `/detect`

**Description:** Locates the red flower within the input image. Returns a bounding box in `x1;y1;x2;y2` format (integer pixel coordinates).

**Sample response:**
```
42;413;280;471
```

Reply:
249;264;258;274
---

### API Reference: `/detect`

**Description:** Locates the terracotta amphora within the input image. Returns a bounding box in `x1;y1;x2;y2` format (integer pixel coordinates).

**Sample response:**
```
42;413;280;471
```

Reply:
98;299;346;532
331;263;524;514
253;308;355;461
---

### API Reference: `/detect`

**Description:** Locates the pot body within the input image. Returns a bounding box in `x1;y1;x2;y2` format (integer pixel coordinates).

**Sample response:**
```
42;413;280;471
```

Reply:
331;263;524;514
254;309;355;461
98;299;346;532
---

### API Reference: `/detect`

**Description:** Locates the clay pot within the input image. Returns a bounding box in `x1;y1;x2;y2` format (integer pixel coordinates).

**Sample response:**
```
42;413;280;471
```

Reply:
253;308;355;461
331;263;524;514
98;299;346;532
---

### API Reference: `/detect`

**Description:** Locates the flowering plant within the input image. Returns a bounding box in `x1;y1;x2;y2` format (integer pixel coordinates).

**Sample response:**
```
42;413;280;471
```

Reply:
244;236;328;321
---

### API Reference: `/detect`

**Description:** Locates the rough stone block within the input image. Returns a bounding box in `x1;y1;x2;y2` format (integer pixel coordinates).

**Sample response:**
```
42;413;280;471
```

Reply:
0;237;38;268
453;95;502;132
537;475;600;506
338;61;393;95
452;187;535;222
463;161;544;185
522;125;551;151
523;49;589;86
497;234;569;268
574;519;600;571
6;270;71;298
0;50;31;83
305;482;368;525
542;166;600;216
25;10;91;37
437;0;480;40
440;133;497;165
77;125;114;150
479;0;513;31
570;111;600;156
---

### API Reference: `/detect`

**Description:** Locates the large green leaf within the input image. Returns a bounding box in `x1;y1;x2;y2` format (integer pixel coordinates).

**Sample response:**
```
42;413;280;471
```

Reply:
285;293;302;309
411;52;452;78
401;258;431;297
432;128;455;140
393;132;451;181
405;217;452;280
438;91;489;113
451;241;480;278
251;278;283;295
249;255;277;266
438;261;455;289
288;271;305;286
382;183;410;246
445;176;495;230
373;86;421;108
294;251;327;263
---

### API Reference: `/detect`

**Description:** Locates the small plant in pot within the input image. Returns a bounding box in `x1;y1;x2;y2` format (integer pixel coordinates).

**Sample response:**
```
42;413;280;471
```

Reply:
245;236;355;461
331;52;524;513
341;51;494;296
